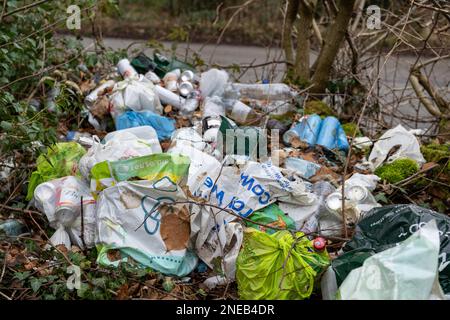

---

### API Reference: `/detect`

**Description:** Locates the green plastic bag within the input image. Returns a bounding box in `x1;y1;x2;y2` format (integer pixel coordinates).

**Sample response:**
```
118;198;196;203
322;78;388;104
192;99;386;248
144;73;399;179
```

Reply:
246;204;296;235
90;153;190;192
26;142;86;200
333;204;450;294
236;228;329;300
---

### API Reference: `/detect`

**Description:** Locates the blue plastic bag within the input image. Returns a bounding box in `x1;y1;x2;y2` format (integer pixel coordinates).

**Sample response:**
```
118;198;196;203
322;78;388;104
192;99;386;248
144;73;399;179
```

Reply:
115;111;175;141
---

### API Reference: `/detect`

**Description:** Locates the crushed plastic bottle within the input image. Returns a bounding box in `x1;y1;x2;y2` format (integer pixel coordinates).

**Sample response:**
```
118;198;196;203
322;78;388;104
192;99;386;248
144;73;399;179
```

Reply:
180;89;201;117
117;58;139;79
224;99;260;126
85;80;115;107
66;131;94;147
154;85;185;110
0;219;28;237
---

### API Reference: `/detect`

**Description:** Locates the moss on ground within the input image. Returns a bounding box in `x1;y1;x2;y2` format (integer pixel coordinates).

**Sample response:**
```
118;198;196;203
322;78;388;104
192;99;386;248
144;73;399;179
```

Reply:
304;100;335;117
375;158;419;184
342;122;362;137
421;142;450;172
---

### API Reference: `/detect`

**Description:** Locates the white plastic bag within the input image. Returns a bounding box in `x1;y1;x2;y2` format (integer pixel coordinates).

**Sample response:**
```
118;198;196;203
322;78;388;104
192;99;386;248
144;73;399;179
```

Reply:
78;130;160;180
338;220;441;300
199;69;229;98
368;124;426;169
95;180;198;276
190;204;243;280
109;76;163;118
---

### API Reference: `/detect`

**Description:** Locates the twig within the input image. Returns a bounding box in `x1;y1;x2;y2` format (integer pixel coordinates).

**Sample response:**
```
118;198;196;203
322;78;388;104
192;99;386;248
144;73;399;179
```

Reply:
0;290;12;300
80;196;87;252
0;43;94;91
2;0;51;18
0;204;42;216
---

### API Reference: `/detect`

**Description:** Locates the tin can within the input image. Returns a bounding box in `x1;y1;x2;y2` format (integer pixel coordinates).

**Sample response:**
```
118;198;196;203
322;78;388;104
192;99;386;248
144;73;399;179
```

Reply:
34;181;57;206
346;185;368;202
163;71;179;92
55;177;81;226
180;70;195;82
325;192;342;213
179;81;194;97
117;59;138;79
85;80;115;107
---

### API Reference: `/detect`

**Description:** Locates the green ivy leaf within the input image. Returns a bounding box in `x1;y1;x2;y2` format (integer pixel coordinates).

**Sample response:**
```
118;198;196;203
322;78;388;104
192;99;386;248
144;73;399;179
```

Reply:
1;121;13;131
30;277;44;293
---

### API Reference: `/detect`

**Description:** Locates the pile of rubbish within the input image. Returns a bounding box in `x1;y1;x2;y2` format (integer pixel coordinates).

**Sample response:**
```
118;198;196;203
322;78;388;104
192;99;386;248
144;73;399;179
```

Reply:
20;52;450;300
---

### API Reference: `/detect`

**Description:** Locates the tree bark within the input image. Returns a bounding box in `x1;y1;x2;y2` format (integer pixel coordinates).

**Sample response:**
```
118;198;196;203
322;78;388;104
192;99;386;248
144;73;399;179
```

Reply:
310;0;356;94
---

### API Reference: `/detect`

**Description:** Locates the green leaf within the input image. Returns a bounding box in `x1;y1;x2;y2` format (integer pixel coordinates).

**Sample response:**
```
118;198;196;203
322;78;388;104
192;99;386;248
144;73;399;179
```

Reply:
1;121;13;131
374;192;388;204
77;283;90;299
14;271;31;281
162;277;174;292
30;277;43;293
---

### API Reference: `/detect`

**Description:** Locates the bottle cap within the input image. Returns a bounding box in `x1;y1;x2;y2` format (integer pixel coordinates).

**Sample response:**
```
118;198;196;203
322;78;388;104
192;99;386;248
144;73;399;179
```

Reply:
313;237;326;251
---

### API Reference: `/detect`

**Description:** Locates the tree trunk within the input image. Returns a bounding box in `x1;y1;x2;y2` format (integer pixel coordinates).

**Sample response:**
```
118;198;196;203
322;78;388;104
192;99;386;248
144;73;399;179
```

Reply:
310;0;356;94
282;0;300;79
293;0;316;85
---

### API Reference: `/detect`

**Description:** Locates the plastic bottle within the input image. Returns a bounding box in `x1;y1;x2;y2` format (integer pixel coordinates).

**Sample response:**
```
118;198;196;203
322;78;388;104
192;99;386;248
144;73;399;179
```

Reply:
202;97;225;143
66;131;94;147
85;80;115;107
316;117;350;151
117;59;139;79
154;85;185;109
224;83;295;100
283;114;322;146
163;69;180;92
0;219;28;237
224;100;259;125
180;90;201;117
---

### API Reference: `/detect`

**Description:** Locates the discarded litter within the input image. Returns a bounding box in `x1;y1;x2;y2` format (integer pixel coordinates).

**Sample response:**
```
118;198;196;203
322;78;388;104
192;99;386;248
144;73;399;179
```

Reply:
283;114;349;152
330;204;450;296
26;142;86;201
338;220;442;300
236;228;329;299
20;54;449;301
